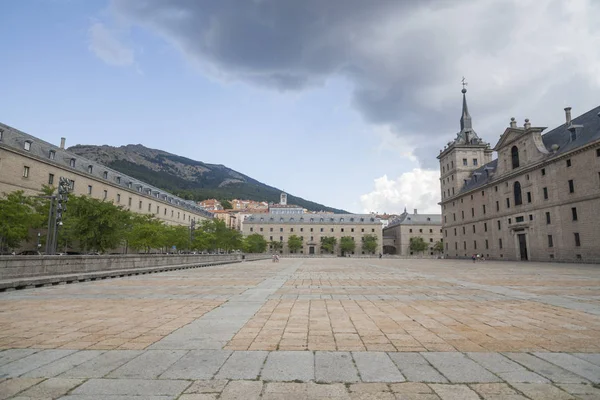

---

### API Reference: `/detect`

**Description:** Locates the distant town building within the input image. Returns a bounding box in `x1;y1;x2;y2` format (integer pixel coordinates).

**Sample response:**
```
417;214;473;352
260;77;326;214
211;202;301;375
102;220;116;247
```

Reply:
0;122;213;226
438;87;600;262
382;209;442;255
199;199;223;211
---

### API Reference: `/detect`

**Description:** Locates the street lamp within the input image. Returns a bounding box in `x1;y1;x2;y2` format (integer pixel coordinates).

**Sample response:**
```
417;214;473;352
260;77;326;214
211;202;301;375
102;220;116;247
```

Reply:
37;232;41;253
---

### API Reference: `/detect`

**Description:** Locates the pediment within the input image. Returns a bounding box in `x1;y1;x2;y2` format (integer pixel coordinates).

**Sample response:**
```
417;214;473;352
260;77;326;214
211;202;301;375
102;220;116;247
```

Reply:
493;128;525;151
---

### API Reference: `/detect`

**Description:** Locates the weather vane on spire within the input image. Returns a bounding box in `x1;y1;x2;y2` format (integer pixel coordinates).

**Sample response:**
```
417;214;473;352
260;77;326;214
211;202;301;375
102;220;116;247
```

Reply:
461;77;468;93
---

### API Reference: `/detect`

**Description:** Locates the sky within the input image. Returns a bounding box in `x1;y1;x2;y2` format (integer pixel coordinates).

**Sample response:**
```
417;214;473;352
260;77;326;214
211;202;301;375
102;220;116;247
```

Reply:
1;0;599;214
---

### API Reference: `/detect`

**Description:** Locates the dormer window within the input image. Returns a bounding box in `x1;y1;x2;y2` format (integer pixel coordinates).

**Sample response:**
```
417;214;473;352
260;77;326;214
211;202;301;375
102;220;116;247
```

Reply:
70;158;76;168
88;165;93;174
116;177;121;184
0;129;3;141
24;140;32;151
49;150;55;160
340;218;344;222
128;182;132;189
103;171;108;179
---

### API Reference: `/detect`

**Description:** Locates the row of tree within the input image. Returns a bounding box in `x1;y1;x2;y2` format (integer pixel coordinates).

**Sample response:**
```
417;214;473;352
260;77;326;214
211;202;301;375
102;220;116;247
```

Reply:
0;188;249;253
0;188;380;255
409;237;444;254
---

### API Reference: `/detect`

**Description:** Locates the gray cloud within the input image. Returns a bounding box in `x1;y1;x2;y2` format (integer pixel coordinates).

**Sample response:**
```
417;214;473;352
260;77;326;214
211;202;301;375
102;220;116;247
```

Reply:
88;22;134;67
111;0;600;166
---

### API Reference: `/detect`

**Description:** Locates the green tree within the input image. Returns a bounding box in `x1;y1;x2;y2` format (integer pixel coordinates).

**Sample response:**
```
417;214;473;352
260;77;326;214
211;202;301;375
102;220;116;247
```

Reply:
220;199;232;209
269;240;283;253
243;234;268;253
59;195;130;252
127;215;166;253
320;236;337;254
287;234;303;253
433;239;444;253
164;225;190;252
409;237;429;254
340;236;356;255
0;191;43;251
362;234;378;254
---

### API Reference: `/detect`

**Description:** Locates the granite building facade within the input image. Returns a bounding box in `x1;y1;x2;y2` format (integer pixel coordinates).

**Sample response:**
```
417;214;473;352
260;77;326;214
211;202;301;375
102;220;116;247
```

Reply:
438;89;600;262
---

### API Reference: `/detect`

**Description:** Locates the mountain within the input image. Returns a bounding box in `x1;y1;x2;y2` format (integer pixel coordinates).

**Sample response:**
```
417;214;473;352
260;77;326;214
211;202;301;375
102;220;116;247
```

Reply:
67;144;348;214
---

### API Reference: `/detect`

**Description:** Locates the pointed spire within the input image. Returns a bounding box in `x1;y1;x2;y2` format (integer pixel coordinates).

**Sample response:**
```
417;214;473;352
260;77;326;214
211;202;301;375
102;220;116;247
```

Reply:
460;87;472;131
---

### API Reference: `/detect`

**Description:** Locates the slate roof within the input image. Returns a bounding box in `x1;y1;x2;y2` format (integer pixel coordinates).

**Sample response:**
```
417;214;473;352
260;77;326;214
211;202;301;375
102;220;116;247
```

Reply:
0;121;213;218
386;212;442;228
458;105;600;195
244;214;380;224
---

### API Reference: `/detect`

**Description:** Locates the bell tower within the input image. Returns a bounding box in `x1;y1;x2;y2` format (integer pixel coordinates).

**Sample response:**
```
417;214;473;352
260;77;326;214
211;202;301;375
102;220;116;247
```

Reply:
437;82;492;203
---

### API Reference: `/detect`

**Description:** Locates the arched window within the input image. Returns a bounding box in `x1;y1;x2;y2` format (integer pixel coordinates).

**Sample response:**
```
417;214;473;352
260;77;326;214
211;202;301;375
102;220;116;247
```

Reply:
514;181;522;206
511;146;520;169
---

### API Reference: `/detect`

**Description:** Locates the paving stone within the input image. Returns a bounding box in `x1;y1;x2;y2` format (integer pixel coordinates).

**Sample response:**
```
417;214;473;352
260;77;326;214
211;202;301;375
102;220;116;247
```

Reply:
316;352;360;383
179;395;219;400
388;353;448;383
108;350;187;379
503;352;591;384
558;383;600;398
422;353;500;383
219;380;263;400
159;350;231;380
350;392;395;400
262;382;349;399
389;383;433;393
352;352;405;383
533;352;600;383
0;350;76;378
261;351;314;382
571;353;600;367
511;383;576;399
0;378;43;400
214;351;267;380
23;350;105;378
183;380;228;394
60;396;174;400
349;383;391;393
60;350;143;379
18;378;84;398
71;378;190;396
429;384;481;400
0;349;39;367
466;352;549;383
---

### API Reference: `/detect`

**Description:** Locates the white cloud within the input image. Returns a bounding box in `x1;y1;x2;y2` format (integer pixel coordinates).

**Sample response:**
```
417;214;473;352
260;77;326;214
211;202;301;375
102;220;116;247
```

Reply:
360;169;440;215
88;22;134;67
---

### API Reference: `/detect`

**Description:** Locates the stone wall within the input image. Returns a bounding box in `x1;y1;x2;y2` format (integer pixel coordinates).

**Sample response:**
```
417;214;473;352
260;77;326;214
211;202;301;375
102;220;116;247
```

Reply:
0;254;244;280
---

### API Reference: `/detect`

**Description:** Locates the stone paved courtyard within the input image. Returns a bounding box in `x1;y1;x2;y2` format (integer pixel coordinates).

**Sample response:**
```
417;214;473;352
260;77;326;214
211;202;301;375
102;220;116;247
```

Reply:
0;258;599;399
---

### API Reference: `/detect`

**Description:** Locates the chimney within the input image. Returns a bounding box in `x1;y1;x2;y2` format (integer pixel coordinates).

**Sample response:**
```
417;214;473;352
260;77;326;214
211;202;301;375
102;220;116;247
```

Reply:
524;119;531;129
413;209;417;215
564;107;572;125
60;137;66;149
510;117;517;128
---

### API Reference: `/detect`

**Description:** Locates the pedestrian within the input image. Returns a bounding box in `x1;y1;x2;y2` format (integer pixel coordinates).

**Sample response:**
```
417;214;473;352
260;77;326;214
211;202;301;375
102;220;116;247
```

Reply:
472;254;477;263
379;253;382;259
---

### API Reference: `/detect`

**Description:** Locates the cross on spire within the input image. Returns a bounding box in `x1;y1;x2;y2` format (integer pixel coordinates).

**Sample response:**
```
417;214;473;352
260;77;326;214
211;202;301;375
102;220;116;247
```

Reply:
461;76;468;90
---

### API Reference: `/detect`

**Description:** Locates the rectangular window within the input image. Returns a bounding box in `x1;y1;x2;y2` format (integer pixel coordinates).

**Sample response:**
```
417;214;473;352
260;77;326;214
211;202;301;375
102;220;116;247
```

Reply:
499;238;503;249
24;141;31;151
541;168;546;176
454;228;457;236
484;222;487;232
49;150;55;160
548;235;553;248
496;201;499;212
543;187;548;200
139;201;142;209
471;208;474;217
516;216;524;223
445;230;448;237
148;203;151;212
508;218;512;224
117;177;121;184
290;228;294;232
321;228;324;232
351;228;354;232
566;159;571;167
128;197;132;206
497;220;501;230
472;225;476;233
280;236;283;241
48;173;54;185
156;206;159;214
527;192;532;203
472;158;479;166
462;226;466;234
88;165;93;173
574;233;581;247
546;212;551;224
485;239;489;249
280;228;283;232
270;236;273;241
87;185;92;195
597;149;600;157
444;216;447;223
453;213;456;221
300;228;304;232
70;158;76;167
461;210;464;219
572;207;578;221
0;129;3;141
419;229;423;233
455;242;458;250
270;228;273;232
474;240;477;249
463;158;467;166
103;190;107;200
117;194;121;203
23;166;30;177
483;204;486;214
103;171;108;179
463;241;466;250
506;198;510;208
250;227;253;232
568;179;574;193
